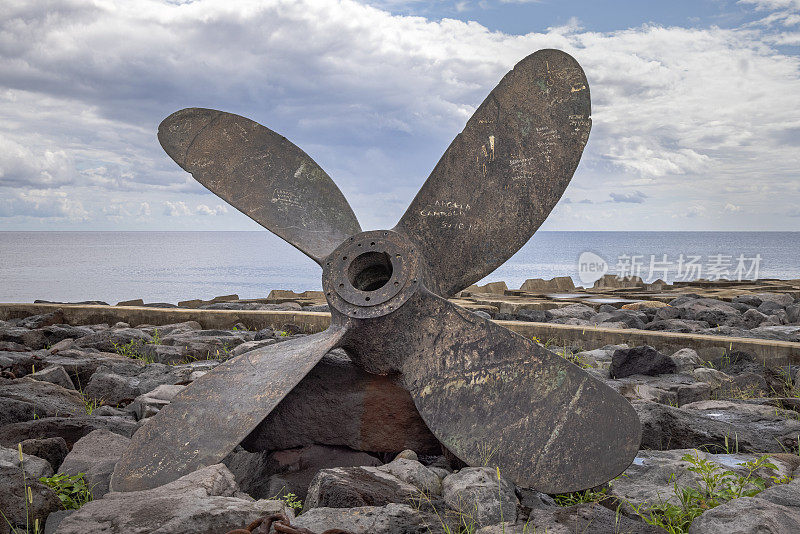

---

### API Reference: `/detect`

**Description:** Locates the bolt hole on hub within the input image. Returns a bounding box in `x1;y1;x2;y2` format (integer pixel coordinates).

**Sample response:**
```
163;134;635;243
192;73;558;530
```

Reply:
112;49;641;496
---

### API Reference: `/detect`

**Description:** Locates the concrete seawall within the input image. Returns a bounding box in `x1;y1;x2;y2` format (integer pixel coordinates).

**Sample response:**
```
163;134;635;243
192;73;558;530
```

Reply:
2;302;798;366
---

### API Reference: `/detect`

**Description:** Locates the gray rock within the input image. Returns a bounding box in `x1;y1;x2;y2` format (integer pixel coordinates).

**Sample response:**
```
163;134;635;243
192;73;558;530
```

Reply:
610;448;794;512
756;292;795;308
57;464;289;534
74;328;153;352
635;400;800;453
242;352;440;454
0;444;53;477
671;348;703;374
128;384;185;420
304;465;424;510
0;325;47;349
785;303;800;324
293;503;445;534
0;415;137;449
30;364;75;390
477;505;668;533
608;374;710;406
688;495;800;533
548;303;597;321
749;325;800;342
594;310;647;330
672;298;742;327
473;310;492;320
59;429;131;498
223;444;382;501
230;339;278;357
84;360;199;406
645;319;711;332
43;509;74;534
378;458;442;495
0;377;85;426
610;346;677;379
0;445;60;534
20;437;69;472
15;310;66;330
442;467;517;527
514;309;551;323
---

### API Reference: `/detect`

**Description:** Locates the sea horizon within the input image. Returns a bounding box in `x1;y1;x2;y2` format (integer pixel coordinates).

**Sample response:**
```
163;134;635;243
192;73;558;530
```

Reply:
2;230;799;305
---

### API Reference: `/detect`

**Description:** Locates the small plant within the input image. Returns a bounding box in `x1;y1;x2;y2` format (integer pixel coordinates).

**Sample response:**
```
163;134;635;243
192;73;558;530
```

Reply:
38;473;93;510
531;336;541;344
279;492;302;513
0;444;42;534
112;340;155;364
149;328;161;345
632;452;791;534
477;442;500;467
552;486;609;507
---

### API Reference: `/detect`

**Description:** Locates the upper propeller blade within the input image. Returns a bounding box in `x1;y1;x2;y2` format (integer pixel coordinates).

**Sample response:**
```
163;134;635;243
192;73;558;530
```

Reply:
395;49;591;297
388;291;639;493
110;327;346;492
159;108;361;264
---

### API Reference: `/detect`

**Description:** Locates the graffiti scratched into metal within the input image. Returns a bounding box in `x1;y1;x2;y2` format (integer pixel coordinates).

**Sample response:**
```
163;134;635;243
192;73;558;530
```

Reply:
111;49;640;496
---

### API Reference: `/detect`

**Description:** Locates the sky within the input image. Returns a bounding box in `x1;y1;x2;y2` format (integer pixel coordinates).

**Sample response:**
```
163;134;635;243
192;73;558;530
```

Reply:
1;0;799;232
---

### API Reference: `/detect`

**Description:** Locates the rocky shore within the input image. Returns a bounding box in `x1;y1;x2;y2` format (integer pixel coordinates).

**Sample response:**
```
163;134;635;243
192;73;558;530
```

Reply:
2;283;800;533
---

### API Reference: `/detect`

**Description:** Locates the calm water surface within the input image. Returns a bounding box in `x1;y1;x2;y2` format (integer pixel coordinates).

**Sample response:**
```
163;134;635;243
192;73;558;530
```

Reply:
1;231;798;304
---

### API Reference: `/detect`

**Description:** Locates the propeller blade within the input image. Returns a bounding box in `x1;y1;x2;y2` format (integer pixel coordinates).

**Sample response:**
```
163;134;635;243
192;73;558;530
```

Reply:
110;327;346;492
344;288;638;493
158;108;361;264
395;49;591;296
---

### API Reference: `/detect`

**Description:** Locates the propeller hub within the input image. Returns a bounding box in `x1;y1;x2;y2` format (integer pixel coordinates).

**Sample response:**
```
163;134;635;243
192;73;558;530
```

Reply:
322;230;421;320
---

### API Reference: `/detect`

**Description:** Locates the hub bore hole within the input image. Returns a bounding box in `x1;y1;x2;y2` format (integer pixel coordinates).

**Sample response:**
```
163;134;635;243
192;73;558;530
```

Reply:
347;251;393;292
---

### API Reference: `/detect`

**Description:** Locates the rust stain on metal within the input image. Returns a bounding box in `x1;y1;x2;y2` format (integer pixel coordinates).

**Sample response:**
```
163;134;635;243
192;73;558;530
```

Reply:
113;49;641;496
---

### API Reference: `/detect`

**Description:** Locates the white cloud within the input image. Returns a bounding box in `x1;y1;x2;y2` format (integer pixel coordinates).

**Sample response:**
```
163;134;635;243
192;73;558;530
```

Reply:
0;190;89;220
0;0;799;231
610;191;647;203
196;204;229;215
163;201;192;216
724;203;743;212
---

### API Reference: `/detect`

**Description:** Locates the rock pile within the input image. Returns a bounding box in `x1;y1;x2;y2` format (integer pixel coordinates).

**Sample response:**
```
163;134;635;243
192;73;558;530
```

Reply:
1;305;800;533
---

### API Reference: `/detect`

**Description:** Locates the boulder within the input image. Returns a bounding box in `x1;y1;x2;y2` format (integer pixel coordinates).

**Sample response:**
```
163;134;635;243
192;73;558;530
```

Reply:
29;364;75;390
59;429;131;498
0;415;137;449
476;504;667;533
635;400;800;453
223;444;382;501
470;281;508;295
230;339;277;357
0;377;85;426
74;328;153;352
243;352;440;454
756;292;795;308
644;319;710;333
622;301;670;310
592;274;644;289
786;303;800;324
671;348;704;374
57;464;289;534
304;465;424;510
519;277;575;292
0;325;49;349
442;467;517;527
20;437;69;472
688;495;800;533
610;448;795;512
594;310;647;330
548;303;597;321
513;309;551;323
128;384;185;420
610;346;677;379
0;445;60;534
293;503;445;534
378;457;442;496
84;360;201;406
15;310;66;329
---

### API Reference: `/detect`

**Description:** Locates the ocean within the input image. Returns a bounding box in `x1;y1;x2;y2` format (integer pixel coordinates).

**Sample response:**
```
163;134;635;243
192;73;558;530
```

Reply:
1;231;799;304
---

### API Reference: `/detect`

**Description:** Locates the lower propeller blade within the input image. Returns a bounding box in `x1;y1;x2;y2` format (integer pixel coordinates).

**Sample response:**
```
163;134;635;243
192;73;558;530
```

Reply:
398;291;639;493
395;49;591;297
110;327;346;492
158;108;361;264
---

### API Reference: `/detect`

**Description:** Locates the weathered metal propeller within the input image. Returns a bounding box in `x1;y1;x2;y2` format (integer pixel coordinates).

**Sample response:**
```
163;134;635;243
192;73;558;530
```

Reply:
111;49;641;494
